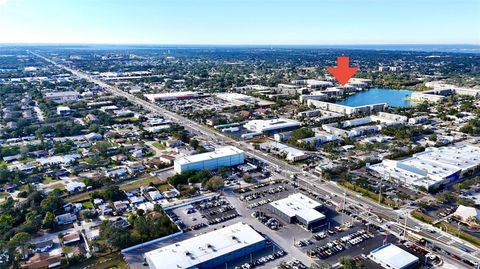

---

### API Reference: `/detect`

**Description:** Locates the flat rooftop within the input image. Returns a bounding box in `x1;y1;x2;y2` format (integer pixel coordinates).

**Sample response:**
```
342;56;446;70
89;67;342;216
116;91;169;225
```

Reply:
369;243;418;269
270;193;325;224
144;222;265;269
175;146;244;165
369;144;480;188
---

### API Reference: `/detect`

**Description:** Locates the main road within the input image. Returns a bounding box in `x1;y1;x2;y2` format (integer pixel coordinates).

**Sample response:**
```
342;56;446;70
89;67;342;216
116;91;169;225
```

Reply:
31;51;480;266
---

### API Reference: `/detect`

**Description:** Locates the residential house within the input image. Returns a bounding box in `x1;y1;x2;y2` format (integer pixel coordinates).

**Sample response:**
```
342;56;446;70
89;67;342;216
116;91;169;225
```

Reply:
55;213;77;225
33;240;53;253
20;253;61;269
62;232;81;245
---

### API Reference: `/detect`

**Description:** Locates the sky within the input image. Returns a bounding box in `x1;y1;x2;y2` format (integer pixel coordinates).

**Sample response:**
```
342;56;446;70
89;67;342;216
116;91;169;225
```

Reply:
0;0;479;45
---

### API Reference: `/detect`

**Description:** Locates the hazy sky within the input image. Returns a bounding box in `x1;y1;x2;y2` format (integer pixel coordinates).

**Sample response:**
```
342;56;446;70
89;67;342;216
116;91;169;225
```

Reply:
0;0;479;44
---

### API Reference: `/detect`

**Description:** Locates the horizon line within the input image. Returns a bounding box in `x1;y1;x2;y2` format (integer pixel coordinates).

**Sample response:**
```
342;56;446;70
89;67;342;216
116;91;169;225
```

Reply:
0;42;479;47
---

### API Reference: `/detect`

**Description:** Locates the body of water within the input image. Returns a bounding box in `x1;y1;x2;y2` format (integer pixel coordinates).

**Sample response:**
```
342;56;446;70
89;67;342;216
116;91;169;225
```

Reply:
335;88;413;108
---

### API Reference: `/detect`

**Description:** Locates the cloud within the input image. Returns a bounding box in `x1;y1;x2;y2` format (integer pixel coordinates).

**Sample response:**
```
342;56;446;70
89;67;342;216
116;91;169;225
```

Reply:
0;0;10;4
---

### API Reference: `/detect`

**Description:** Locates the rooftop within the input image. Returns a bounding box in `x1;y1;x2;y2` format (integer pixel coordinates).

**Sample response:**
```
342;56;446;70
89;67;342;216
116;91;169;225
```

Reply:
269;193;324;223
175;146;244;165
369;243;418;269
144;222;265;269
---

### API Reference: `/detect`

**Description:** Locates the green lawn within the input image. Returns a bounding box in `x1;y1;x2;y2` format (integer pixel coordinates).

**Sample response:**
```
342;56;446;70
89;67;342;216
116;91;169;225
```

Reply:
82;201;94;209
152;141;165;150
68;253;128;269
49;183;65;191
339;181;397;208
120;177;166;191
0;192;10;199
43;176;57;184
66;192;92;203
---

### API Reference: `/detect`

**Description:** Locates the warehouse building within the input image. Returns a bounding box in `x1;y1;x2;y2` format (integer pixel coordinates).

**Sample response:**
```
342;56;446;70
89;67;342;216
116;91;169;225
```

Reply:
174;146;244;174
45;91;80;104
307;99;386;115
268;193;325;230
243;118;301;134
368;144;480;190
144;91;205;102
369;243;419;269
144;222;266;269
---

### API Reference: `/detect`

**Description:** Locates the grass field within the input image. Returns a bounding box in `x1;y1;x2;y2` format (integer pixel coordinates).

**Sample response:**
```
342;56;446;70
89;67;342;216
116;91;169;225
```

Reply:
68;252;128;269
339;181;397;208
66;192;92;203
49;183;65;191
82;201;94;209
120;177;169;191
152;141;165;150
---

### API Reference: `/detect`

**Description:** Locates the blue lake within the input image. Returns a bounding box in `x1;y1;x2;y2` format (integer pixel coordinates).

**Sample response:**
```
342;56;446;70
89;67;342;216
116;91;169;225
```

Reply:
335;88;414;108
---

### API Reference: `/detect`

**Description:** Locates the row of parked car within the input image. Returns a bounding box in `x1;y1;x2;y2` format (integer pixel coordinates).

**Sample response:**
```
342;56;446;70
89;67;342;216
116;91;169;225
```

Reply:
247;198;272;209
195;198;228;210
187;222;207;231
252;211;280;230
307;230;373;259
339;229;373;246
281;259;307;269
240;186;287;202
234;250;286;269
207;212;239;225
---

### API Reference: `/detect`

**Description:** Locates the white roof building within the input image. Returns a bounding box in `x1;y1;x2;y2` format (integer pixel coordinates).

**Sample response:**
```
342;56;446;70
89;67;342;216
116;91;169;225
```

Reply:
144;222;265;269
144;91;200;102
65;182;86;193
174;146;244;174
369;243;419;269
269;193;325;229
368;145;480;190
453;205;480;222
243;118;301;133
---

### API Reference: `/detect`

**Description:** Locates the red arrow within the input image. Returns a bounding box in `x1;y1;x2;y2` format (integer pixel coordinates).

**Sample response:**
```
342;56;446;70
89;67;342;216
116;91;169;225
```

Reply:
327;56;359;86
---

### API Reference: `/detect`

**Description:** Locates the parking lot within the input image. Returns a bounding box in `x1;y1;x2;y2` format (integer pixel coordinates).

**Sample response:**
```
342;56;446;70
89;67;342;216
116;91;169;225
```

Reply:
167;196;240;231
193;196;240;225
158;96;240;112
296;222;398;265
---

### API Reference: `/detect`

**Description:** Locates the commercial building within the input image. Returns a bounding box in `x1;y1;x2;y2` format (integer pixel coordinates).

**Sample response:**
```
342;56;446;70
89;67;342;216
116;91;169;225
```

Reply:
243;118;301;134
260;142;308;162
368;145;480;190
307;99;386;115
215;93;273;107
144;222;266;269
410;81;480;103
453;205;480;225
268;193;325;230
369;243;419;269
174;146;244;173
56;106;71;116
45;91;80;103
144;91;204;102
321;112;406;138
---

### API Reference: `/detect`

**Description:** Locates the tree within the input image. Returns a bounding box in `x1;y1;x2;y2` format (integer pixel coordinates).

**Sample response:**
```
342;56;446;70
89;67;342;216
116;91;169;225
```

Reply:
8;232;30;258
189;139;200;150
94;141;110;156
42;212;56;230
242;173;252;183
40;189;64;213
339;256;359;269
204;176;224;192
102;185;126;202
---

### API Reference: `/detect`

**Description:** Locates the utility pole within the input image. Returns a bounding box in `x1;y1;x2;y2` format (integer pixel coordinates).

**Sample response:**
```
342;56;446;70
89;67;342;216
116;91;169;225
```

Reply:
378;176;384;204
342;192;346;225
